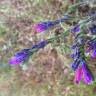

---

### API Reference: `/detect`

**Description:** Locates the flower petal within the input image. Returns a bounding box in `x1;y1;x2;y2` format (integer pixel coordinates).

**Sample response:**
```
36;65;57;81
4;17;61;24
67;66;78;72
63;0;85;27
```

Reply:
82;62;93;84
74;66;82;84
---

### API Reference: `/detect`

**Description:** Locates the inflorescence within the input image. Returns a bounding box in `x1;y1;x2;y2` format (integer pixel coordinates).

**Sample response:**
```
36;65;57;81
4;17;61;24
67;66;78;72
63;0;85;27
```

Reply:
9;1;96;84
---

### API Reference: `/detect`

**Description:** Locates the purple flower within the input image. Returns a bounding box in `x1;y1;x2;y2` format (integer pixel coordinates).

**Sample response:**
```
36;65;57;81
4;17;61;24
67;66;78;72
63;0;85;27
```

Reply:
91;49;96;58
70;54;75;58
70;46;81;71
34;21;54;33
88;38;96;47
71;25;80;33
85;47;92;53
9;40;48;65
82;62;93;84
34;16;69;33
74;60;93;84
70;43;77;50
74;66;82;84
71;59;80;71
9;49;30;65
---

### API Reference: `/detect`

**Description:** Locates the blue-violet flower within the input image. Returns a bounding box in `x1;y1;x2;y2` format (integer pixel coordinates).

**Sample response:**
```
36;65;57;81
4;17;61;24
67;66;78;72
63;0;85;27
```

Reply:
9;48;30;65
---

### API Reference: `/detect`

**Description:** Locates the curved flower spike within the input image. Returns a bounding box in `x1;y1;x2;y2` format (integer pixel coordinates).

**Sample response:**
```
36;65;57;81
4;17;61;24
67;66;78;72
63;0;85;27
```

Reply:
34;16;69;33
9;40;48;65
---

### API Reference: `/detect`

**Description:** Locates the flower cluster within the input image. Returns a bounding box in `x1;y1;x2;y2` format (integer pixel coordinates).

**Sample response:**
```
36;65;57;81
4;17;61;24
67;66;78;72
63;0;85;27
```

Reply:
71;41;93;84
70;26;94;84
70;9;96;84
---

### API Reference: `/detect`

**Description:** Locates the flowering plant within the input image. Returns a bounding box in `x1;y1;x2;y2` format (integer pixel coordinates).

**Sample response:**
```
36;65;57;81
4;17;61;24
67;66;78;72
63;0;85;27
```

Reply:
9;1;96;84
